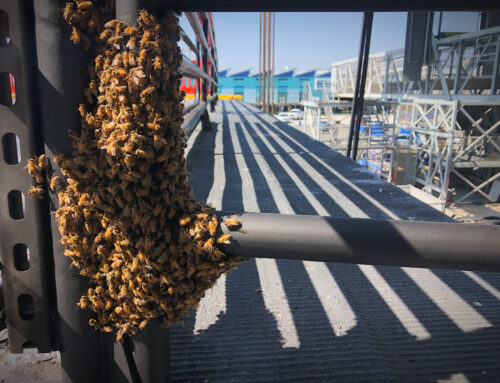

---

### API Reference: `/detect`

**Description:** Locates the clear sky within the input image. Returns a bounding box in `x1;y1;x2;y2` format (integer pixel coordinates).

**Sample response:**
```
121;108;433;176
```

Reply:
179;12;480;75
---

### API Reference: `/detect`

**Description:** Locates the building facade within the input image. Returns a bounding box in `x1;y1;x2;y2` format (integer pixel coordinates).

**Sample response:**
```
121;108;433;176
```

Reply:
217;69;330;104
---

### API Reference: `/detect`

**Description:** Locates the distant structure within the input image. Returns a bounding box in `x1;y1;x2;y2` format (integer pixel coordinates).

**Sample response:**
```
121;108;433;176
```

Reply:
302;12;500;204
217;68;330;105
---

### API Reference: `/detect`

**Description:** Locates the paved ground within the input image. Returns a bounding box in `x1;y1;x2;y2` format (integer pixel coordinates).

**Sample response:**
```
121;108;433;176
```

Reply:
1;100;499;382
171;100;500;382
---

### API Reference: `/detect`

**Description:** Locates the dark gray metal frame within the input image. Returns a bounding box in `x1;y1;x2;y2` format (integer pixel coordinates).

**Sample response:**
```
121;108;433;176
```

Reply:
1;1;217;382
1;1;500;383
182;11;219;129
220;213;500;273
0;0;56;354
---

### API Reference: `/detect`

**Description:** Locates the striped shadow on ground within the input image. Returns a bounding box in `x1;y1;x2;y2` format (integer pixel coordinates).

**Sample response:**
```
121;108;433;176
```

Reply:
171;100;500;382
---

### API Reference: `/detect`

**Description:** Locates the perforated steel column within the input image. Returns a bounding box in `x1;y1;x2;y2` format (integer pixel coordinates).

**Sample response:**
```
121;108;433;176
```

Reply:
0;0;56;354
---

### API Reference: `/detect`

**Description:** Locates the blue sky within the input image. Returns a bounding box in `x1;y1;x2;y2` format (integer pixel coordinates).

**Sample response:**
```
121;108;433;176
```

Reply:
179;12;479;75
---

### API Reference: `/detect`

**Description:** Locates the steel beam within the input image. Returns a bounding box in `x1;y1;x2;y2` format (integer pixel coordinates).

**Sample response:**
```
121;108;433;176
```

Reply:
154;1;499;11
0;0;56;354
181;54;216;84
185;12;215;68
181;100;208;135
220;212;500;273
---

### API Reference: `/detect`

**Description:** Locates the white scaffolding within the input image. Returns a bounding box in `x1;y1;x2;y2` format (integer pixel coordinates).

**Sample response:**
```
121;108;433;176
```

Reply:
303;26;500;203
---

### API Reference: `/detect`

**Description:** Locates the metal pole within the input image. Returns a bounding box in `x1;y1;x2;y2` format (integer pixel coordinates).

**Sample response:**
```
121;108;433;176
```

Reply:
220;212;500;273
346;13;368;157
437;11;443;37
272;12;275;114
352;11;373;161
0;0;56;354
202;15;208;103
33;0;104;381
267;12;271;113
262;12;267;110
259;12;262;106
115;0;141;25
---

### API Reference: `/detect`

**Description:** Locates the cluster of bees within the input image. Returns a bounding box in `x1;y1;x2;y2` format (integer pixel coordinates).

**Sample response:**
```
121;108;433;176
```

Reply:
28;1;245;341
26;154;48;197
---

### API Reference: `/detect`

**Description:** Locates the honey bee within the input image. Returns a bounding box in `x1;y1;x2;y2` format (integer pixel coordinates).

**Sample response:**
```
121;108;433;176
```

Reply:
224;218;242;230
62;2;74;21
25;158;45;184
28;186;44;198
76;1;93;10
217;234;232;244
70;27;81;45
99;29;112;41
49;176;60;191
153;56;162;71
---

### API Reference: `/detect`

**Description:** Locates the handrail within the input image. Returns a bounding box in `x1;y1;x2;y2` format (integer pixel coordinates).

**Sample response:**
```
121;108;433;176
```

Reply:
181;101;208;135
185;12;216;68
180;27;200;58
220;212;500;273
181;54;216;84
178;12;218;134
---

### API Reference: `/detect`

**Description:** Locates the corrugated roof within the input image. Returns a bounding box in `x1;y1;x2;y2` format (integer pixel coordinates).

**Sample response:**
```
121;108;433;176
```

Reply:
315;70;330;77
294;69;317;77
274;70;295;78
229;69;252;77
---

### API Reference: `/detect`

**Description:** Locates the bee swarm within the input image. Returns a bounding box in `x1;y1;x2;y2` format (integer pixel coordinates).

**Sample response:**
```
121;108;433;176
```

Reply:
31;1;245;341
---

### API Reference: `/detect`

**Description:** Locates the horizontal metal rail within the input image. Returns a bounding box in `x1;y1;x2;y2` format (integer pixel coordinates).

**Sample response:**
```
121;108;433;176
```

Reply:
181;101;208;135
185;12;216;68
181;55;216;84
180;27;199;58
159;1;498;11
220;213;500;273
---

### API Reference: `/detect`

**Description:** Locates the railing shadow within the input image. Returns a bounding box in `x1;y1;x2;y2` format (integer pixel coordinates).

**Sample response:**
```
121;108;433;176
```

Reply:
171;100;500;383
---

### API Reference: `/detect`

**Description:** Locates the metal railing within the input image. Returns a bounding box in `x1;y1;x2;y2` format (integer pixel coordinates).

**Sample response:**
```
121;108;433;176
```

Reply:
178;12;219;133
1;2;500;383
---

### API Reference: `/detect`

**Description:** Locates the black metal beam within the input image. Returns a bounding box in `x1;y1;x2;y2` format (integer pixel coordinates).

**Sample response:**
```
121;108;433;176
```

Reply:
220;213;500;273
0;0;56;354
352;12;373;161
346;12;369;158
33;0;104;380
150;1;499;11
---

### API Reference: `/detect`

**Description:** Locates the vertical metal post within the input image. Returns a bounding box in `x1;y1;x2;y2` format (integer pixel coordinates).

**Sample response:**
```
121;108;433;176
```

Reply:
352;12;373;161
262;12;266;111
437;11;443;37
0;0;56;354
202;15;208;103
115;0;140;25
490;36;499;94
267;12;271;113
272;12;275;114
346;12;368;158
453;40;464;94
33;0;104;381
383;55;389;94
259;12;262;106
196;40;201;102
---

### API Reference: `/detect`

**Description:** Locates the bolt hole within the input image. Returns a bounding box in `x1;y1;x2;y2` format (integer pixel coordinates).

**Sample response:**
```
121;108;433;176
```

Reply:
8;190;25;220
0;72;15;106
13;244;30;271
0;9;9;46
18;294;34;320
2;132;21;164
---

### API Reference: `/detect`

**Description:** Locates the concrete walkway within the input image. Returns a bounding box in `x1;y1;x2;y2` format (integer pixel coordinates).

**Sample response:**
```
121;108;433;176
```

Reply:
170;100;500;382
